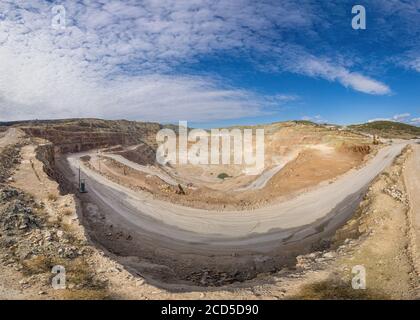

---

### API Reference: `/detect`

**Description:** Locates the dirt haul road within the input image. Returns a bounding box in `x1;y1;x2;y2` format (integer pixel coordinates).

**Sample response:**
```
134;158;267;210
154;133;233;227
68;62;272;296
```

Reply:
101;153;179;186
236;150;300;191
61;142;407;286
0;128;23;150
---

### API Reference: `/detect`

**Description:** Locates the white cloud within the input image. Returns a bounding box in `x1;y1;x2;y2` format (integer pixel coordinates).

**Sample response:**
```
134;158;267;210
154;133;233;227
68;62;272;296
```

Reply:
290;56;391;95
0;0;307;122
410;118;420;125
302;114;328;124
367;118;392;123
0;46;272;122
407;57;420;72
395;51;420;73
392;113;410;121
368;113;417;124
0;0;312;121
0;0;392;122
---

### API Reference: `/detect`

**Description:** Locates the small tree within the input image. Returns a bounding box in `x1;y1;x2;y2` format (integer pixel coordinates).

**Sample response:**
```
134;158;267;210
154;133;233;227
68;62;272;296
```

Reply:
217;173;229;180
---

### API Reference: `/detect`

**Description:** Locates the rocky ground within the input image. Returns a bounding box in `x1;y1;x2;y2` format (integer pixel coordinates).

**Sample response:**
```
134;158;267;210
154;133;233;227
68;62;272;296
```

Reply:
0;145;22;183
289;146;419;299
0;131;418;299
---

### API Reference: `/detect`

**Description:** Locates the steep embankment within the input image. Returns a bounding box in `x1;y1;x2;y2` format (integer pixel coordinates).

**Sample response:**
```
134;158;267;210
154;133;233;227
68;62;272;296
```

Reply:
404;144;420;297
8;119;162;154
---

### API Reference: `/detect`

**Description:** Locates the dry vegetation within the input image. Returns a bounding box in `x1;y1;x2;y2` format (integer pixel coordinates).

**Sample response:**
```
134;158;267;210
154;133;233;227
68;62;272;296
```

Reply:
349;121;420;139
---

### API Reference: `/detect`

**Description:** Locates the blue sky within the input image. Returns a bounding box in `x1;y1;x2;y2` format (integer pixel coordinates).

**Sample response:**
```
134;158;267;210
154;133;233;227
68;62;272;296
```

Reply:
0;0;419;127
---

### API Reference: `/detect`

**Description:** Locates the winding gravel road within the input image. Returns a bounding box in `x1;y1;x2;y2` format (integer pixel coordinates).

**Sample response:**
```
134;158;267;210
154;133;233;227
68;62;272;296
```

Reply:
61;142;407;285
67;143;406;246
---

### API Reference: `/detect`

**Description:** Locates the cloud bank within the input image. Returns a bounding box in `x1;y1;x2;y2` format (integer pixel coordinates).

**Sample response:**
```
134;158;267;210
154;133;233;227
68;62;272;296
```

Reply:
0;0;404;122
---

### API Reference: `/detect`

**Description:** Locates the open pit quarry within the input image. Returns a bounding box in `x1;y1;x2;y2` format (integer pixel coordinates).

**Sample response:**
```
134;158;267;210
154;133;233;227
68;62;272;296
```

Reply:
0;119;419;299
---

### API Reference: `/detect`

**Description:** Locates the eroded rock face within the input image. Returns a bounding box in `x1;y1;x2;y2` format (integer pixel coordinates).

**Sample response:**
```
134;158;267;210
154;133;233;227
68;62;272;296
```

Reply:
20;119;162;154
113;142;156;166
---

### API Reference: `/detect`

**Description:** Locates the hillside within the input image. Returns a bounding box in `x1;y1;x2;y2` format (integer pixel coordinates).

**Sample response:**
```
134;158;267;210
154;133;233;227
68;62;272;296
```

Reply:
0;118;164;153
349;121;420;139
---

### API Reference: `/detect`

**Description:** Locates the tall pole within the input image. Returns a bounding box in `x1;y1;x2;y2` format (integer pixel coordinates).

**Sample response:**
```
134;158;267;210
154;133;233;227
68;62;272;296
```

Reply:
98;151;101;172
78;164;81;189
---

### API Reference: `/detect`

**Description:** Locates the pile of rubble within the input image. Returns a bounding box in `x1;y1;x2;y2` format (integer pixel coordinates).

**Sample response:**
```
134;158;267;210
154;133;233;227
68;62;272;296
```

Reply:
295;237;358;272
383;185;406;203
0;145;21;183
296;251;337;271
0;187;41;235
0;186;93;287
186;268;253;286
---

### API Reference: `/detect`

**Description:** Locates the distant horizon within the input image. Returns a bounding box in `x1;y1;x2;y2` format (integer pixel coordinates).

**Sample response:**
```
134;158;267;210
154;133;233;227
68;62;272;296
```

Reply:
1;116;419;129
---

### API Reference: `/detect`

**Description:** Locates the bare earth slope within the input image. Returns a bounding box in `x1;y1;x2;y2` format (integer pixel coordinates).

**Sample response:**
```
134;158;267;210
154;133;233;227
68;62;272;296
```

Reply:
404;143;420;293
